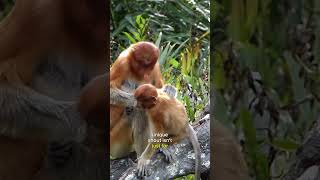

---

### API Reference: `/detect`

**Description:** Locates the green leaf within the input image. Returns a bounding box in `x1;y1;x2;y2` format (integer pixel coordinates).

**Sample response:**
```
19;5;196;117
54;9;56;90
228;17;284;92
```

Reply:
169;59;179;68
135;15;142;27
270;139;300;151
155;32;163;48
175;76;181;90
213;67;226;90
228;0;246;41
212;91;228;122
239;108;269;179
169;39;189;59
184;95;195;122
123;32;136;44
159;42;173;66
284;52;306;101
240;109;257;148
112;20;130;37
186;49;192;74
213;50;226;89
246;0;258;36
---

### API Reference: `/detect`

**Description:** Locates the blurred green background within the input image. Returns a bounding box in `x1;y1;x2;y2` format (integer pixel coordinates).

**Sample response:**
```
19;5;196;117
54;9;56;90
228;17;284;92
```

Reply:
0;0;14;20
213;0;320;179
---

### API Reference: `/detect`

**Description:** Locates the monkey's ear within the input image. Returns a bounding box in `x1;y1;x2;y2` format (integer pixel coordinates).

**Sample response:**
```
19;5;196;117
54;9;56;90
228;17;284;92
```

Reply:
162;84;177;98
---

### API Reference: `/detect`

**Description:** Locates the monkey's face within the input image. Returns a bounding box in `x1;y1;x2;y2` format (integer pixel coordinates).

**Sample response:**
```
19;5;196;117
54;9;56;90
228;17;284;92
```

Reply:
134;84;158;109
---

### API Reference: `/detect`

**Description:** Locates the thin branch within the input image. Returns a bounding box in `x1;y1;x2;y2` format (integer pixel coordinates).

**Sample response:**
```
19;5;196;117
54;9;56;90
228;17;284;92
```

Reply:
110;108;211;180
280;95;313;110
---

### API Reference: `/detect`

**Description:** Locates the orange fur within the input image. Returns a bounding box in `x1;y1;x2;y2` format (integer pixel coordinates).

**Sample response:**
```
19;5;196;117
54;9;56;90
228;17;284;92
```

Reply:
0;0;107;179
110;42;163;158
134;84;188;145
212;121;249;180
134;84;201;179
78;73;108;128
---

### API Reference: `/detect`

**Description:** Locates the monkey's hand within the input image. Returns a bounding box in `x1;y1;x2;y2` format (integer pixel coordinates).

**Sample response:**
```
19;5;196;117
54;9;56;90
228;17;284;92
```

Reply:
46;102;86;169
47;140;75;168
137;157;151;177
162;84;177;98
121;80;139;115
125;107;134;115
136;142;155;177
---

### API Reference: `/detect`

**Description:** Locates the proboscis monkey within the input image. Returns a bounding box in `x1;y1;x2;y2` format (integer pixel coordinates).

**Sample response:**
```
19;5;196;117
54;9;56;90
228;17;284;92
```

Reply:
134;84;201;179
212;120;249;180
78;75;249;179
209;88;249;179
0;0;108;179
110;41;164;158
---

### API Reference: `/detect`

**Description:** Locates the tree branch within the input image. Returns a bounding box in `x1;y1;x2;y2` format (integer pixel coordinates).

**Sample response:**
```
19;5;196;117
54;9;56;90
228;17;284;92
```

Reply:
284;116;320;180
110;105;211;180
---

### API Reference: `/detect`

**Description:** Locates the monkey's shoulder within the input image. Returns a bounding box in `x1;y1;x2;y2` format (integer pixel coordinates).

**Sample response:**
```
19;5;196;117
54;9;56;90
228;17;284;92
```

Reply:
157;92;185;110
117;49;131;59
110;58;129;72
110;61;130;84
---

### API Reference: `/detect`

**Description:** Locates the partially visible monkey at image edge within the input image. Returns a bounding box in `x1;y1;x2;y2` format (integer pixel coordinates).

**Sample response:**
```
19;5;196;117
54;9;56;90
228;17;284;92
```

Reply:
109;41;164;159
211;121;249;180
134;84;201;179
0;0;109;179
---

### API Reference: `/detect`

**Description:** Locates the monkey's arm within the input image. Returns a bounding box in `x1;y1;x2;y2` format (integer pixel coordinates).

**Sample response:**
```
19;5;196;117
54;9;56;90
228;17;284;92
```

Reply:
110;88;137;107
108;63;139;107
137;122;166;177
137;140;158;177
0;84;85;142
78;73;138;116
153;63;164;88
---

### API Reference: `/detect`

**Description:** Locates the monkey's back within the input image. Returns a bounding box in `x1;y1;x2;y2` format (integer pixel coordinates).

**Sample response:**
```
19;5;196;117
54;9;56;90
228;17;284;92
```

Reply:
149;92;189;142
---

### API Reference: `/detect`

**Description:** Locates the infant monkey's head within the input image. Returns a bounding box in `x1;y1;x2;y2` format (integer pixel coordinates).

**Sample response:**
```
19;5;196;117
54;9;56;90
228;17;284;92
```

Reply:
134;84;158;109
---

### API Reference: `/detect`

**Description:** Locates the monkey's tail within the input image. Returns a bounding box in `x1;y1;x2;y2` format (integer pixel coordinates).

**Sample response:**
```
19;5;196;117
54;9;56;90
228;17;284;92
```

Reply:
187;124;201;180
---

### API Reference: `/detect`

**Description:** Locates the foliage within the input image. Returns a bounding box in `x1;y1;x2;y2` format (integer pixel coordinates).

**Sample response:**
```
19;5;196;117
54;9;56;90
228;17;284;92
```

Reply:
0;0;14;20
213;0;320;179
111;0;210;122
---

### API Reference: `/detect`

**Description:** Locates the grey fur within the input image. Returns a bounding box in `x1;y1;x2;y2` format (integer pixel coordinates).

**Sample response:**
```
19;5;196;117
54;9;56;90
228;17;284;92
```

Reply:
110;88;137;107
0;83;86;142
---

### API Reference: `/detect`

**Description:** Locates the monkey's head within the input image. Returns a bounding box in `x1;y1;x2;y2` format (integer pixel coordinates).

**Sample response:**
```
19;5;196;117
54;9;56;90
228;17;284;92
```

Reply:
134;84;158;109
129;42;160;79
